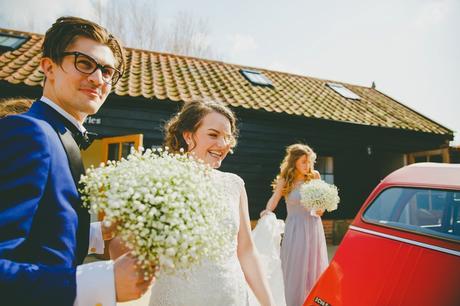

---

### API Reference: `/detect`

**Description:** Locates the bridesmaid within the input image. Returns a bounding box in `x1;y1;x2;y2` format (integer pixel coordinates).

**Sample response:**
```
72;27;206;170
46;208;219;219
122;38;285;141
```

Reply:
260;144;328;306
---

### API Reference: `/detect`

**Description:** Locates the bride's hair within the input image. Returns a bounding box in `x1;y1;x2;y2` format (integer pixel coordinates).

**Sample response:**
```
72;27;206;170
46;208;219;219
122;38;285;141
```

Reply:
164;99;238;153
273;143;317;196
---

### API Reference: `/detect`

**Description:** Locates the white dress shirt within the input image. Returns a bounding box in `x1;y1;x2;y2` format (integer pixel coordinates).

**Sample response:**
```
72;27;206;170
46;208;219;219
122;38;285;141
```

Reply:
40;96;86;134
74;261;117;306
89;222;105;254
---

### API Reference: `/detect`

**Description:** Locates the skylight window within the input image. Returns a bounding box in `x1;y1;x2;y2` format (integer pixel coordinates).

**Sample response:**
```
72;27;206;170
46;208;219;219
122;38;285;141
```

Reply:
0;33;28;52
240;69;273;87
327;83;360;100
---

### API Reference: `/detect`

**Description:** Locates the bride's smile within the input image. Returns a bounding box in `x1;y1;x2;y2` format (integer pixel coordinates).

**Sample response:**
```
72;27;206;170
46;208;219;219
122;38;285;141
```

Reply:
183;111;233;168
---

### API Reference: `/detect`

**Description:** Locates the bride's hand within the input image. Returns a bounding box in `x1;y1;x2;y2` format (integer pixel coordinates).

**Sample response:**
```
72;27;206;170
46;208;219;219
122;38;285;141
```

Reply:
259;210;270;218
114;253;155;302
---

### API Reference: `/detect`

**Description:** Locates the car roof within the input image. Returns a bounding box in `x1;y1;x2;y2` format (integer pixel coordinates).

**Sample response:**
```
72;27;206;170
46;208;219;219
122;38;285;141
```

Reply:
381;162;460;189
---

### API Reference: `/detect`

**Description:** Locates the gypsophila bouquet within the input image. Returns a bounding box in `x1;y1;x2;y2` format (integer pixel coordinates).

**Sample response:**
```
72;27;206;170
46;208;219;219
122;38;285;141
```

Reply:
79;147;230;278
299;179;340;213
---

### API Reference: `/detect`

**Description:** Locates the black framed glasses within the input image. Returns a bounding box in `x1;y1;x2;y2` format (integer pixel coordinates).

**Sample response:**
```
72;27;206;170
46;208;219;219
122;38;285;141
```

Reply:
61;51;122;86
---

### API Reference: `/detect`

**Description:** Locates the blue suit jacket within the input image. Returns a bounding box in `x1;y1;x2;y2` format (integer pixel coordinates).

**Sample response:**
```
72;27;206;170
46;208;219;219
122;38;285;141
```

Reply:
0;101;90;305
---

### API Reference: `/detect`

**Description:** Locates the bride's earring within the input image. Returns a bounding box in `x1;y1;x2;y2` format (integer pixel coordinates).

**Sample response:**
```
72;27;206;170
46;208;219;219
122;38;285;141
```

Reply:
186;139;192;150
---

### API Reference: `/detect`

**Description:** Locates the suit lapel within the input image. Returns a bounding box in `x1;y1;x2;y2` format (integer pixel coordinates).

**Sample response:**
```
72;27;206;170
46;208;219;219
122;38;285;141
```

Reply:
28;101;86;187
59;126;90;264
27;100;90;264
58;129;86;188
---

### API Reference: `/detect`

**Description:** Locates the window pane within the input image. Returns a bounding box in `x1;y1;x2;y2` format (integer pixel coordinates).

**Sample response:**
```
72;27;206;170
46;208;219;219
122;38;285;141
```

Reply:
0;34;27;49
317;156;334;183
363;187;460;242
108;143;119;161
323;174;334;184
121;142;135;159
429;154;443;163
327;83;360;100
240;69;272;86
316;157;326;173
415;156;428;163
325;157;333;173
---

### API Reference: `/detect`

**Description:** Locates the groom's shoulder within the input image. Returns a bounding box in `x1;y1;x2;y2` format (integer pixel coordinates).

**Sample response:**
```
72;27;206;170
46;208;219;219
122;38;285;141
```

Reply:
0;113;58;154
1;113;54;137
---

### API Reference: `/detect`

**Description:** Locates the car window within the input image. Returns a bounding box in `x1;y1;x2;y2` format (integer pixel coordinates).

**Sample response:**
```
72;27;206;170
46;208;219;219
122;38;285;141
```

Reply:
363;187;460;242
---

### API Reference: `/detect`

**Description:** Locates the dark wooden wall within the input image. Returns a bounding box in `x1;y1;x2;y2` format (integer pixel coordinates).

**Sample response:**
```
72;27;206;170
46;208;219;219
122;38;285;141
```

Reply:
86;97;449;220
1;84;451;220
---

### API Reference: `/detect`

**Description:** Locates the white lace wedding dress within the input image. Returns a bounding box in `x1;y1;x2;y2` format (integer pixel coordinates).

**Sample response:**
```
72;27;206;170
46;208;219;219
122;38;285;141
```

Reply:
148;170;249;306
118;171;286;306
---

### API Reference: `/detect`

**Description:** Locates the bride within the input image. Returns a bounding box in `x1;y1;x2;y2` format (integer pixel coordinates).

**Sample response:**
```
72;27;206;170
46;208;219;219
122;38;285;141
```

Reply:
145;99;276;306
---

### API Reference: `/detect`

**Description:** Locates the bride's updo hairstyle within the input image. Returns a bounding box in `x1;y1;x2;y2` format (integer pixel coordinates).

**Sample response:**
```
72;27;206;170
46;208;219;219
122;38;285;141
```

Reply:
273;143;317;196
164;99;239;153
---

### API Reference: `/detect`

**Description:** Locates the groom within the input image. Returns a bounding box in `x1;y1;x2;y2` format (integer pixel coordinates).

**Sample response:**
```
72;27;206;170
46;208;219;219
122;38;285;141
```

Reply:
0;16;152;305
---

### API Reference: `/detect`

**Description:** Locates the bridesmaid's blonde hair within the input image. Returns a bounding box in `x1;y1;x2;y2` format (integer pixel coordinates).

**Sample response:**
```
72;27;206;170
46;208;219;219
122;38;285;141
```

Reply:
273;143;317;196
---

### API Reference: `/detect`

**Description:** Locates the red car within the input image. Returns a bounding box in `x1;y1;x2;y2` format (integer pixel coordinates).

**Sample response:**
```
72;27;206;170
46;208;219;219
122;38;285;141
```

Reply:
304;163;460;306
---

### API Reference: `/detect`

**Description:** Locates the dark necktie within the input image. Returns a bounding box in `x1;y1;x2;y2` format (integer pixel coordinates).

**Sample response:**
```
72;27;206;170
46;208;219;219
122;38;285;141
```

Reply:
73;130;96;150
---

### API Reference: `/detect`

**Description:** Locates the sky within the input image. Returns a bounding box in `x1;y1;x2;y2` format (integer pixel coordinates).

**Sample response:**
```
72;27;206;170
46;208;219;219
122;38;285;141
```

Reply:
1;0;459;145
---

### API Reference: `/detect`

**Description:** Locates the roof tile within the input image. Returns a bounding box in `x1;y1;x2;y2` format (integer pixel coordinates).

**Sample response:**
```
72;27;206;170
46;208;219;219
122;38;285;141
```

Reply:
0;28;452;135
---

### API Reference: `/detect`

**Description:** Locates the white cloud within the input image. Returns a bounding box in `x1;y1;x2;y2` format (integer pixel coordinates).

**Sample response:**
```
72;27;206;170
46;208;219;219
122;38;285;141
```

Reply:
264;61;291;73
227;33;258;57
0;0;98;32
414;0;452;28
192;32;212;49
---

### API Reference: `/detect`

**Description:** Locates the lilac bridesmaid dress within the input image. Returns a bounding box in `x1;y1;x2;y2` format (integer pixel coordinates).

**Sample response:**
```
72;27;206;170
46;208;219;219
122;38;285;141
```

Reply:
280;185;328;306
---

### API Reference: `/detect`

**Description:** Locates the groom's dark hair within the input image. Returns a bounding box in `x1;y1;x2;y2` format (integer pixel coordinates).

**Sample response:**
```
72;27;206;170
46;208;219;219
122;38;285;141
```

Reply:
42;16;125;77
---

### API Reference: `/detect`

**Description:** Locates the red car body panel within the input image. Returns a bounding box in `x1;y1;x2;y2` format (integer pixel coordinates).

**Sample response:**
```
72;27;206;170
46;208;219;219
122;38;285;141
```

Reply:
304;163;460;306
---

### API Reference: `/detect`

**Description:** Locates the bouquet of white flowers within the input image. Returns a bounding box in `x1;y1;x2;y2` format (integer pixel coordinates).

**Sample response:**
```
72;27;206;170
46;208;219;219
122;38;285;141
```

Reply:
299;179;340;213
79;148;230;278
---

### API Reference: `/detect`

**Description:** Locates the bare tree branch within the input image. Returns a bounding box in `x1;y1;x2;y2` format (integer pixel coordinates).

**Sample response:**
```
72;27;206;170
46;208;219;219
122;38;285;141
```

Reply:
90;0;218;59
162;11;214;58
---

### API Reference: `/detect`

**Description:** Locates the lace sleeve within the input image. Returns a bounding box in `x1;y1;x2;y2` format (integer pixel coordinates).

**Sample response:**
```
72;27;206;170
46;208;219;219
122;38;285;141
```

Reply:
226;172;245;192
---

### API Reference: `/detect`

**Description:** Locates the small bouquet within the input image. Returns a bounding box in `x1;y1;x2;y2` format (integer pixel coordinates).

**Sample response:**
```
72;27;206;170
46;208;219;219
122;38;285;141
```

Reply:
79;148;230;278
299;179;340;215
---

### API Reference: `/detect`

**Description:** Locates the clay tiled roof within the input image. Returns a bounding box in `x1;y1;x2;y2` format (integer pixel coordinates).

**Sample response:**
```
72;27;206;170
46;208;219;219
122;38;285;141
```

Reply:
0;28;452;135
